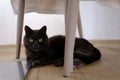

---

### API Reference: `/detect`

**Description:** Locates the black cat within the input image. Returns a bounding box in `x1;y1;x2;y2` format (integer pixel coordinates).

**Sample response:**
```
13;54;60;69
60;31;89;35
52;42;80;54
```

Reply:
24;25;101;68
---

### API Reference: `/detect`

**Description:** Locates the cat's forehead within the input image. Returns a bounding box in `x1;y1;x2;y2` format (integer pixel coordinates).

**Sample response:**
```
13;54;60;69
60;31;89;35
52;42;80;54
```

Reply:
33;30;39;33
30;30;43;38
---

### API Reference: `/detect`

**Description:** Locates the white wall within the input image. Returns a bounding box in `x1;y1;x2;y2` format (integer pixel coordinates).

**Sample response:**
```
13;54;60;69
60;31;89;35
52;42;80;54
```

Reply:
0;0;120;45
80;1;120;39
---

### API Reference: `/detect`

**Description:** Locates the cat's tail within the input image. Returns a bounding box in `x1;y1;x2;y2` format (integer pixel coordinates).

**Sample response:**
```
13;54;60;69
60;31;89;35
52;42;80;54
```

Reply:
76;48;101;64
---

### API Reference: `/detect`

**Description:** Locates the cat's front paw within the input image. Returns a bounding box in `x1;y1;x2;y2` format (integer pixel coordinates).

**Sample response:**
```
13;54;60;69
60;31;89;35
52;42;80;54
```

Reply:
54;59;64;67
26;62;32;69
31;61;41;68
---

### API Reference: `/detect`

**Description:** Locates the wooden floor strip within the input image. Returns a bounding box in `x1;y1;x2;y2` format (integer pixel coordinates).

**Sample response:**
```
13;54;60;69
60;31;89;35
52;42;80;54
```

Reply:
79;59;120;80
100;47;120;69
0;40;120;80
26;65;86;80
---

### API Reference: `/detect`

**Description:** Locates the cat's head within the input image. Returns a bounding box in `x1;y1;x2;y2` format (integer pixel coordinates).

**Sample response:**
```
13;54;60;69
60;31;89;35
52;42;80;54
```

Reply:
24;25;49;51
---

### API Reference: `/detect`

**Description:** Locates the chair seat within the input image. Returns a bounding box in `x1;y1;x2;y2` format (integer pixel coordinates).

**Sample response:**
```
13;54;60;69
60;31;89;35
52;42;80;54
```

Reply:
11;0;66;14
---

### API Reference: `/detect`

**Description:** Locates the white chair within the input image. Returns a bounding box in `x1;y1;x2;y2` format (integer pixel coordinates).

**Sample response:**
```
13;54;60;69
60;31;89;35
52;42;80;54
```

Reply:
12;0;83;76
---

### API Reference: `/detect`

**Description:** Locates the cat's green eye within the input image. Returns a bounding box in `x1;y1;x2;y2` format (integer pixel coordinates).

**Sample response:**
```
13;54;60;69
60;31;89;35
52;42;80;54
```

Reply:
29;38;33;43
38;38;43;42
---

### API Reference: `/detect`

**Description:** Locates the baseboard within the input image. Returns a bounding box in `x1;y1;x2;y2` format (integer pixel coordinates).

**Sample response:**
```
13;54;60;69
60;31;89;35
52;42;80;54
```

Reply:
0;40;120;48
0;45;24;49
89;40;120;46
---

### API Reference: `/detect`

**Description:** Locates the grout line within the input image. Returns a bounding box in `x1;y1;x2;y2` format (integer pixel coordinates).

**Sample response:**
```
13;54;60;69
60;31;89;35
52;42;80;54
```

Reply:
102;58;120;70
79;70;88;80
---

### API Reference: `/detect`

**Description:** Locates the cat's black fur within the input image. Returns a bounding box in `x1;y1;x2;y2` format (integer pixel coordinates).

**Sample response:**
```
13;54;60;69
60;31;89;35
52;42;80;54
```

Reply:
24;25;101;68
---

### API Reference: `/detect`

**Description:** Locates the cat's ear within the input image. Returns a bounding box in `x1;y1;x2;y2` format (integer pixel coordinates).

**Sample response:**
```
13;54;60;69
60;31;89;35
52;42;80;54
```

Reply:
39;25;47;35
25;25;33;35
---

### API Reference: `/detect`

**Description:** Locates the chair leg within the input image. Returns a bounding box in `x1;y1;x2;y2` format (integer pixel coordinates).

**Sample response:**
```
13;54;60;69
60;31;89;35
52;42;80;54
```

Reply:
78;7;83;38
16;0;25;59
64;0;79;77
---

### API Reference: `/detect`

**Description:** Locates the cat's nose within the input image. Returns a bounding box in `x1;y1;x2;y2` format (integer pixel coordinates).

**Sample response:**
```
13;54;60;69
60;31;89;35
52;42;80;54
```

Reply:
33;41;39;47
34;41;38;45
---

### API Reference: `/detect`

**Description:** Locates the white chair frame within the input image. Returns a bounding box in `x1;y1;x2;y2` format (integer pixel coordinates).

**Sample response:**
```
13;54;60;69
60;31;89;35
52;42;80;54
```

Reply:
16;0;83;77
